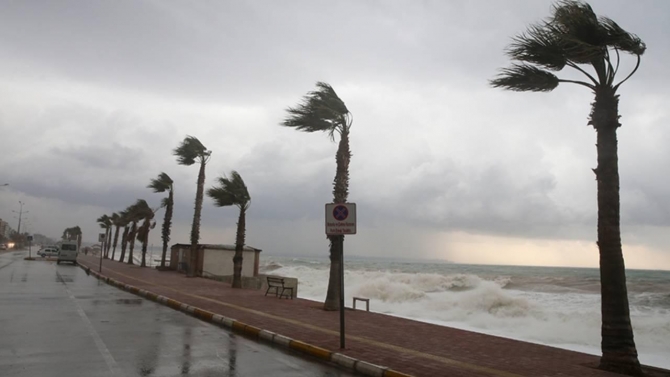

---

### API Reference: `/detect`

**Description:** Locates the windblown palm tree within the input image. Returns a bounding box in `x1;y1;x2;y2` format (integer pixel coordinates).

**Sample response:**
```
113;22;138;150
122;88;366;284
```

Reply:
96;215;112;258
490;1;645;374
174;136;211;277
133;200;157;268
207;171;251;289
62;226;83;251
119;212;131;263
282;82;352;311
110;212;122;261
125;202;144;265
148;172;174;268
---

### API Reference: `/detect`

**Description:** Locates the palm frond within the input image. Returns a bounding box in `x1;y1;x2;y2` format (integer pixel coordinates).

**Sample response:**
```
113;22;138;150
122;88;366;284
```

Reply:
282;82;350;137
173;136;211;166
207;170;251;210
148;172;173;192
600;18;646;56
508;25;566;71
490;64;560;92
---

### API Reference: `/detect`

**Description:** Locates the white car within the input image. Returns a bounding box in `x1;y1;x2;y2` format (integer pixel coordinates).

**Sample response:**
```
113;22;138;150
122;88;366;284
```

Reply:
39;247;59;258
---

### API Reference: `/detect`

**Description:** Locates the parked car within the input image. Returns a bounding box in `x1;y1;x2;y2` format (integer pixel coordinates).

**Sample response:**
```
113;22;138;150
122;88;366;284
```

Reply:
38;247;59;258
0;244;7;250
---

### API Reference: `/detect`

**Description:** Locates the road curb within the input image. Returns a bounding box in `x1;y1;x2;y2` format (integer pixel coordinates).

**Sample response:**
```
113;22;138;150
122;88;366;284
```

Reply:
80;264;413;377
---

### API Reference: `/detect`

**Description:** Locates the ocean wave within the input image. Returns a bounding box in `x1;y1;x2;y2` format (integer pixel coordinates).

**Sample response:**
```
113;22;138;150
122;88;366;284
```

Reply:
265;259;670;369
259;261;284;272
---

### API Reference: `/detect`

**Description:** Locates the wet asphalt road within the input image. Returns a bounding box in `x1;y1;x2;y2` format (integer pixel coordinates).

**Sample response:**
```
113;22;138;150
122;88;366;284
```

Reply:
0;251;354;377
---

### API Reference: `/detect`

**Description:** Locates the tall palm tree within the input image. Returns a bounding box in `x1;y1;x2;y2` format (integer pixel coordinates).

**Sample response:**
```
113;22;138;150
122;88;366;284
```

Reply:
96;215;112;258
490;1;645;374
174;136;211;277
282;82;352;311
133;200;157;268
148;172;174;268
110;212;122;261
125;202;143;265
119;213;131;263
207;171;251;289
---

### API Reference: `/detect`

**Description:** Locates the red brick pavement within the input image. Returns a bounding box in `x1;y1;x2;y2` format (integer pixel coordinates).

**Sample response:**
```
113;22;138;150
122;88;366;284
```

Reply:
77;255;659;377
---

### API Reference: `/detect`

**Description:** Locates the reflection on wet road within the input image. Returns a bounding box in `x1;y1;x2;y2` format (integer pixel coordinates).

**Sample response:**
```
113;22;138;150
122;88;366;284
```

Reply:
0;251;353;377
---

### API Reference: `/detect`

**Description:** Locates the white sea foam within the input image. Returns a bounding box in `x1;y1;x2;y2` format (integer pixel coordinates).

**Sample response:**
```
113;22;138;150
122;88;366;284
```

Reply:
263;260;670;369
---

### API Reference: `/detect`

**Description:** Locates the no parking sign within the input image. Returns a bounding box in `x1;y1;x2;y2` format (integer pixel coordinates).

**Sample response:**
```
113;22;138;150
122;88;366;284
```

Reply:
325;203;356;235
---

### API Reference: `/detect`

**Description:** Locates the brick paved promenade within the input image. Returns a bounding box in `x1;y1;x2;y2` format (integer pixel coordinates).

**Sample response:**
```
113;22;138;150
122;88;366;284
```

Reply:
77;255;662;377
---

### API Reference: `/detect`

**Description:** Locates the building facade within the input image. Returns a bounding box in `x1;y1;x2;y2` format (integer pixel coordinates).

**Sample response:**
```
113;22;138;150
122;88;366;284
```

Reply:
169;243;261;277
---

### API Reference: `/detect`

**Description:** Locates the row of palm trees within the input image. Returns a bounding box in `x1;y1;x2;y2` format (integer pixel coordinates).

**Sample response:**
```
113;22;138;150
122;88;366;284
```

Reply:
94;137;252;288
87;1;642;374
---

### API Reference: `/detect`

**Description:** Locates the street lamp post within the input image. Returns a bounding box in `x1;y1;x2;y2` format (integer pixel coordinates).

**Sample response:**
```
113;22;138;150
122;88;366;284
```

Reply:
12;201;28;249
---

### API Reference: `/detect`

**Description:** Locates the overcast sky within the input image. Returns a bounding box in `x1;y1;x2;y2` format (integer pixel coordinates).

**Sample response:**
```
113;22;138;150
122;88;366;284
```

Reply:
1;0;669;269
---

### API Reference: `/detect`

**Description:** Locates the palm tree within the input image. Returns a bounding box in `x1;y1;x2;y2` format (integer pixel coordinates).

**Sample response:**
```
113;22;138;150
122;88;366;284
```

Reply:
125;202;143;265
96;215;112;258
119;213;131;263
490;1;645;374
282;82;352;311
133;200;157;268
207;171;251;288
62;226;83;251
174;136;211;277
148;172;174;268
110;212;122;261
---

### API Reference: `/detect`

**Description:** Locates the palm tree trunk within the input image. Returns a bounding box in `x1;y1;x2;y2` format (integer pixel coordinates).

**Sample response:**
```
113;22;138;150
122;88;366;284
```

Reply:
590;87;641;375
188;160;206;277
232;208;246;289
324;129;351;311
104;227;111;258
128;222;137;265
141;236;148;267
111;225;120;261
119;226;129;262
161;191;173;268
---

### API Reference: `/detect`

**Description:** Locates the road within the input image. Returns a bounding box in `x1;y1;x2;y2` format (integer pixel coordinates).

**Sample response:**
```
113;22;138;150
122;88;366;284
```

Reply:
0;251;353;377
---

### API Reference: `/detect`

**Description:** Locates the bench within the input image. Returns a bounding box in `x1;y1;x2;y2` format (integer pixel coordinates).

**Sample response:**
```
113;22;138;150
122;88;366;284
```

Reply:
353;297;370;311
265;277;293;299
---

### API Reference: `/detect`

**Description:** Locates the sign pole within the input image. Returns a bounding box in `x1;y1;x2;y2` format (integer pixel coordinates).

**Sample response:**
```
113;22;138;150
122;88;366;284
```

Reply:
339;235;345;349
325;203;357;350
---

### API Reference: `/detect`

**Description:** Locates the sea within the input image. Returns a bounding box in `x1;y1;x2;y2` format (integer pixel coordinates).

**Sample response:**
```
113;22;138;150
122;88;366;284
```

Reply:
259;255;670;369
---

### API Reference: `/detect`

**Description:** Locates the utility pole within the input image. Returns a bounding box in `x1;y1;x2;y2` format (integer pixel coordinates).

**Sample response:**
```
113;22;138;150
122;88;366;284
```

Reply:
12;201;28;248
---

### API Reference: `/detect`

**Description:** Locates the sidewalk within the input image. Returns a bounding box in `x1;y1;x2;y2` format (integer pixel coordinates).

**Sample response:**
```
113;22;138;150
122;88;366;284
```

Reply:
77;255;660;377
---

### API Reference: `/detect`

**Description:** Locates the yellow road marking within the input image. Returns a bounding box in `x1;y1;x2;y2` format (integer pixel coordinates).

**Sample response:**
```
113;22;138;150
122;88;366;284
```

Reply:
93;261;522;377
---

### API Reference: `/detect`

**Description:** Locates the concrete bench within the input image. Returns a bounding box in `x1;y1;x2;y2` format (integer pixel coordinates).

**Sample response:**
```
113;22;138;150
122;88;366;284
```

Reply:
265;276;293;299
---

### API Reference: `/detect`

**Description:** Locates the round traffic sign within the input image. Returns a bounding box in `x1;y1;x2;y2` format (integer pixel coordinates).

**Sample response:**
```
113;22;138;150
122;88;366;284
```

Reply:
332;205;349;221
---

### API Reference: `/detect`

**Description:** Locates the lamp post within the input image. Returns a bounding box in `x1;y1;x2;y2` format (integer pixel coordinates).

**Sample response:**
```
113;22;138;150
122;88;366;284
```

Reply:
12;201;28;249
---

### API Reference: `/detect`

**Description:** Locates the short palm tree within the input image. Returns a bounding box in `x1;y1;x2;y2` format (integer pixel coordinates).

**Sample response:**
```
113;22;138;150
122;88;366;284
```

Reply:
148;172;174;268
282;82;352;311
125;202;144;265
207;171;251;289
490;1;645;374
110;212;122;261
118;213;131;263
133;200;157;268
96;215;112;258
174;136;211;277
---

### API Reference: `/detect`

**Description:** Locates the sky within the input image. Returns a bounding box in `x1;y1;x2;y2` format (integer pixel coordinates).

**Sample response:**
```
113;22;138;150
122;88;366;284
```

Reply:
1;0;669;270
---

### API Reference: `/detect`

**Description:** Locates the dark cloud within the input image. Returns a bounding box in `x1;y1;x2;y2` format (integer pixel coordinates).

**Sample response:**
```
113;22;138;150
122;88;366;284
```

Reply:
1;0;670;266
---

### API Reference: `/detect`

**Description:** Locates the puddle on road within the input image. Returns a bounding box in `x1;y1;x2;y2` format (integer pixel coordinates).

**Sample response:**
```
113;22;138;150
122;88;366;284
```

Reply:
115;298;143;305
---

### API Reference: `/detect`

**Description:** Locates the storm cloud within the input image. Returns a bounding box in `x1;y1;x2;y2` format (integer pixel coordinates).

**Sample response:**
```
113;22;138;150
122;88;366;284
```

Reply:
1;0;669;269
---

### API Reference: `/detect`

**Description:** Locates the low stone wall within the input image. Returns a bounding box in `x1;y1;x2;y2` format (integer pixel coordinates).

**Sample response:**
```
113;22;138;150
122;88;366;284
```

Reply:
201;272;299;297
